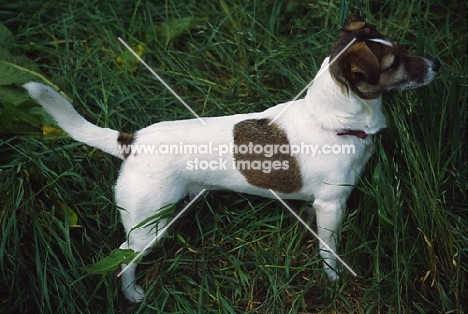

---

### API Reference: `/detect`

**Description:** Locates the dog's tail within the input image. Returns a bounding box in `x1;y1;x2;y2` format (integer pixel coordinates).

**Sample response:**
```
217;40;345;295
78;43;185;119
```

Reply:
23;82;127;160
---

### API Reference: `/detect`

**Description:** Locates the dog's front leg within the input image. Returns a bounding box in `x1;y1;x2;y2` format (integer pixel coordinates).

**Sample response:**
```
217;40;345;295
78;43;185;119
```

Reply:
313;199;344;281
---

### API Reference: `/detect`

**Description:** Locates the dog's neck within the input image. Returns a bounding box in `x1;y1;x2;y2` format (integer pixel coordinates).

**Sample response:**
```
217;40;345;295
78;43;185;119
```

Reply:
305;57;387;135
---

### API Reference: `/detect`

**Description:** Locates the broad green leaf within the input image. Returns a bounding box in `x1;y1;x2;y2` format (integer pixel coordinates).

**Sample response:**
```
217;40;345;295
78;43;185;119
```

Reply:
0;23;48;86
116;17;208;71
57;203;79;226
154;17;209;47
116;43;146;71
81;249;142;274
0;105;14;131
0;22;13;43
42;124;67;138
0;85;30;105
1;102;41;128
0;22;69;135
0;59;46;86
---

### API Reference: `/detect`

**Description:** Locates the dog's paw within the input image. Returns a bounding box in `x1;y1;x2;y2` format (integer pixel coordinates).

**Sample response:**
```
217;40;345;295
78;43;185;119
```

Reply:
122;284;145;303
325;269;339;282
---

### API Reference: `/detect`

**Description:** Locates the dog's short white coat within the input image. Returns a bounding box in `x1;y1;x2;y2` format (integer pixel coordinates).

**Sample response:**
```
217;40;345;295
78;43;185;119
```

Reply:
24;59;383;301
24;42;438;301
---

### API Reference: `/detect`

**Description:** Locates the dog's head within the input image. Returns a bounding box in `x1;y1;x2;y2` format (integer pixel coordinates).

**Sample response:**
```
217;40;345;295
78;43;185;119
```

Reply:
329;14;440;99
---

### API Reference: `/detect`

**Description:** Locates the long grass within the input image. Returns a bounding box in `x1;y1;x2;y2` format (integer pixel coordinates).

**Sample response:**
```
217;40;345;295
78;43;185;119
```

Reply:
0;0;466;312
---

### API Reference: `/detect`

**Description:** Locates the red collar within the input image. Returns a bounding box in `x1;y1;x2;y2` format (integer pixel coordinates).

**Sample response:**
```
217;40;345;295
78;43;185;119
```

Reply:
337;130;368;139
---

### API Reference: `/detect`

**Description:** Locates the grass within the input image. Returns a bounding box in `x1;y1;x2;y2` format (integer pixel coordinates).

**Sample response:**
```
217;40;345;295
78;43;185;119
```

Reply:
0;0;466;312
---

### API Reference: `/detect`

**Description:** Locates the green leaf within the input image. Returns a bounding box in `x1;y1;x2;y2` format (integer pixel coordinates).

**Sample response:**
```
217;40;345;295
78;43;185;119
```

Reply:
116;43;146;71
81;249;142;274
42;125;67;138
0;105;14;130
0;59;43;86
0;22;14;45
0;85;30;105
115;17;208;71
0;22;70;136
57;203;79;226
1;102;41;128
154;17;209;47
82;204;175;275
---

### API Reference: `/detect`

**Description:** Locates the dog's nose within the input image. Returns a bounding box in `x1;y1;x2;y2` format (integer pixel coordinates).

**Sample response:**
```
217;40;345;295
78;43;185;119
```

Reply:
427;57;441;72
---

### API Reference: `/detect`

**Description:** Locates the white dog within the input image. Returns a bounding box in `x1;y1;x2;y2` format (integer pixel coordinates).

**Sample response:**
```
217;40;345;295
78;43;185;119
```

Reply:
24;14;440;303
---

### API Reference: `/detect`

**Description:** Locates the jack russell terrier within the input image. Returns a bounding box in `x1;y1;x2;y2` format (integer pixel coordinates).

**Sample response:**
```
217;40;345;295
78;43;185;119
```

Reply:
24;14;440;303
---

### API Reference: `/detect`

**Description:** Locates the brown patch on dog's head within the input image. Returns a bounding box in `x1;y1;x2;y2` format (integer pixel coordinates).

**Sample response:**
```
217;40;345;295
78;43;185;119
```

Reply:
117;132;134;159
233;119;303;194
329;14;440;99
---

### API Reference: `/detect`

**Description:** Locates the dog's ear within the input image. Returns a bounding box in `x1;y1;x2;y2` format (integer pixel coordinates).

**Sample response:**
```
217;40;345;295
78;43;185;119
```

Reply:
341;14;366;33
340;41;380;86
339;14;377;37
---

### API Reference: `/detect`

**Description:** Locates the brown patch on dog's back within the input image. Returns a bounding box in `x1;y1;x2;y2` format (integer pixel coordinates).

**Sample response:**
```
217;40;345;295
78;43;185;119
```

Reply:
117;132;134;159
233;118;302;193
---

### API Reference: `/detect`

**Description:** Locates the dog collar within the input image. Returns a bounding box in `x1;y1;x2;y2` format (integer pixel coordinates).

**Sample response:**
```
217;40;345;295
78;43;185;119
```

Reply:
337;130;368;139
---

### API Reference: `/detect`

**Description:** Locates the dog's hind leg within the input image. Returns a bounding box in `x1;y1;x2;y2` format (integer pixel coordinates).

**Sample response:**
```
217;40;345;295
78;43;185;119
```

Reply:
115;172;187;303
118;227;157;303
